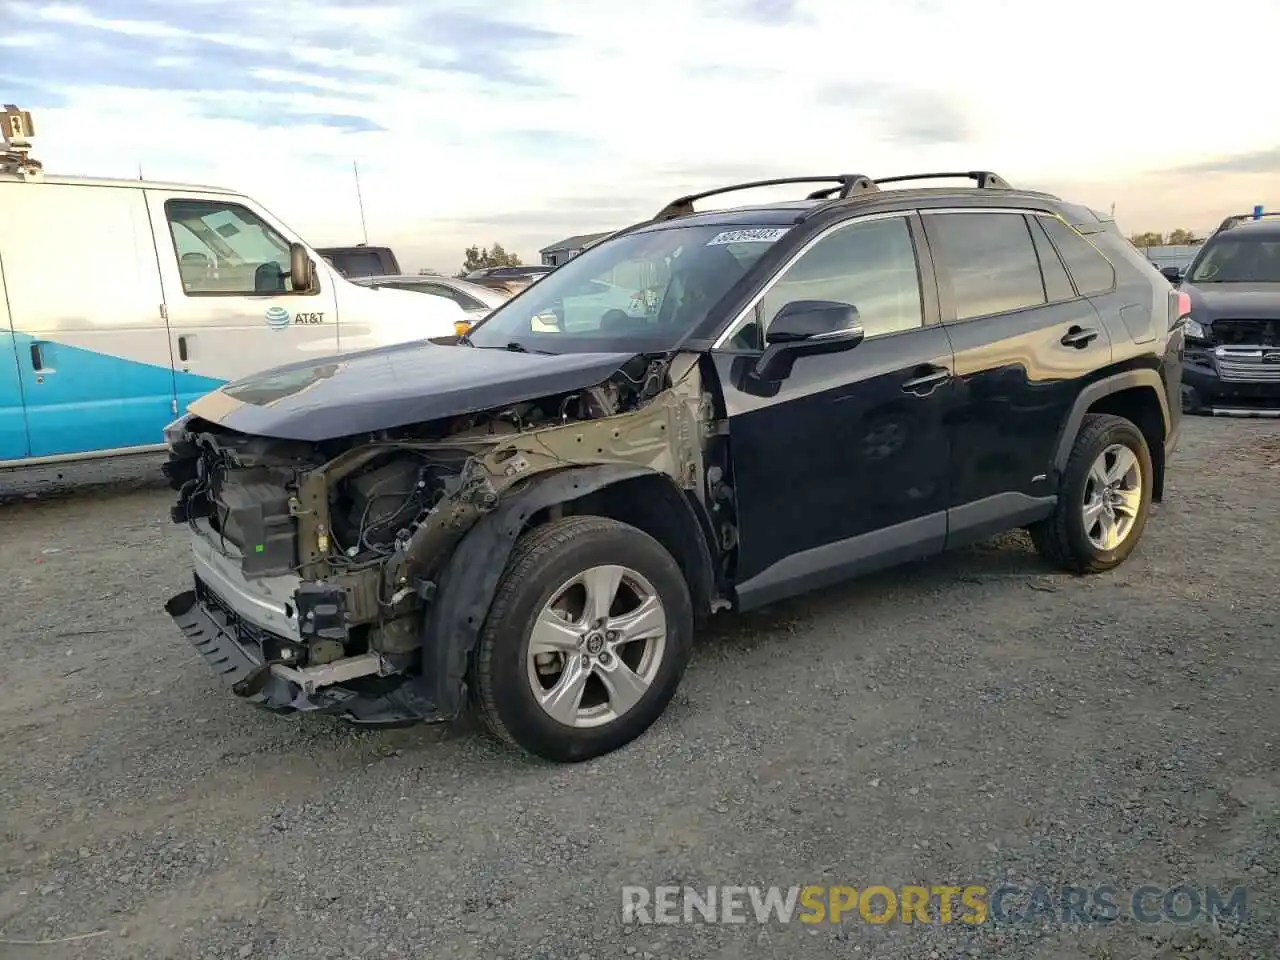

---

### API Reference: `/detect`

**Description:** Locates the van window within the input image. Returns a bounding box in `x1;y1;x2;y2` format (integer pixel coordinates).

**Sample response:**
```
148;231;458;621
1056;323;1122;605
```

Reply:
164;200;299;296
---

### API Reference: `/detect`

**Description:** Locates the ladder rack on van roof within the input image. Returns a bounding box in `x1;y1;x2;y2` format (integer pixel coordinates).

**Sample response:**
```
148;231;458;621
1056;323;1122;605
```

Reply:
0;104;42;179
651;170;1013;222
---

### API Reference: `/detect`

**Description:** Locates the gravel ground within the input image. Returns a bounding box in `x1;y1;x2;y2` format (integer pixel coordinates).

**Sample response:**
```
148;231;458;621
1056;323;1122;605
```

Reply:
1;418;1277;960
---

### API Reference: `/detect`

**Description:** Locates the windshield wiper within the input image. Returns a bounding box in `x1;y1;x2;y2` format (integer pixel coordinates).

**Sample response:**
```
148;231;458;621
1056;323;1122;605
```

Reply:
505;340;530;352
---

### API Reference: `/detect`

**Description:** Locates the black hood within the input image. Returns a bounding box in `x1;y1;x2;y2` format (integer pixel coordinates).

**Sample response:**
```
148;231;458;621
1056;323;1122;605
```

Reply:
1184;282;1280;321
186;340;639;442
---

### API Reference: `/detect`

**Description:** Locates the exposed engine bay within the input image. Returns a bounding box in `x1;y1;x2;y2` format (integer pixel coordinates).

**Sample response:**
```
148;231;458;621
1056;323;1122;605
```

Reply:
162;351;731;722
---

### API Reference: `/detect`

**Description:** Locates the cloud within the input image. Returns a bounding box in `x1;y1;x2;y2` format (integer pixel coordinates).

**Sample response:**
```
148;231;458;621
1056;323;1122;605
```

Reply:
817;82;972;146
5;0;1280;268
703;0;808;24
1165;148;1280;177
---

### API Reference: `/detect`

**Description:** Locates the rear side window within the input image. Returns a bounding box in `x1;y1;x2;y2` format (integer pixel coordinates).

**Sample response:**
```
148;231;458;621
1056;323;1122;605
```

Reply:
1039;217;1116;295
926;212;1046;320
1028;216;1076;302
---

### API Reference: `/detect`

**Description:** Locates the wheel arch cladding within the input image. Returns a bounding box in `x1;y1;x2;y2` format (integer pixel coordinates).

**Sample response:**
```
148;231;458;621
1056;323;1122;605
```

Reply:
1055;370;1170;502
414;463;717;718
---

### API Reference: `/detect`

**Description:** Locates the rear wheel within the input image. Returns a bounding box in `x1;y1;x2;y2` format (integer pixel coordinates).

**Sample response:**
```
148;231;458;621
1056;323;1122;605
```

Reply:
471;516;693;762
1030;413;1153;573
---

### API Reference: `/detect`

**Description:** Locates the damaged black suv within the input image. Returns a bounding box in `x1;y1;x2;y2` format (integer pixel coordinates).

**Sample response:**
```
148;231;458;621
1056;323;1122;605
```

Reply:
163;171;1185;762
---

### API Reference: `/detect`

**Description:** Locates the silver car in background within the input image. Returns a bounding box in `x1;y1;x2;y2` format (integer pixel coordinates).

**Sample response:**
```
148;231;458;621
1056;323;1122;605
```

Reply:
352;274;511;323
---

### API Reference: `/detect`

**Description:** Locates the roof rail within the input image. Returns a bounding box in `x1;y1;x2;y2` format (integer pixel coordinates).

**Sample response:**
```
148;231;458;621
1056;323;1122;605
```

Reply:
796;170;1015;222
874;170;1011;190
1214;211;1280;233
652;174;878;222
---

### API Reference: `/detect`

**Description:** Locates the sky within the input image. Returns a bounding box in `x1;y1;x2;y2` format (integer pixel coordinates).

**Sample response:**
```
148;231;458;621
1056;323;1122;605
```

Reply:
3;0;1279;274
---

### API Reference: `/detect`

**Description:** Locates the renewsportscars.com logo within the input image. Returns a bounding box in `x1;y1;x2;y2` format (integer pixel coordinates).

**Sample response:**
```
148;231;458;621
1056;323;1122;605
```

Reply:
621;884;1250;926
265;306;291;330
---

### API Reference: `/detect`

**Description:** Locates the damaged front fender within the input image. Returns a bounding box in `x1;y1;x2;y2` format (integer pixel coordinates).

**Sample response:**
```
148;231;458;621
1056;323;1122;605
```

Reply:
416;462;662;718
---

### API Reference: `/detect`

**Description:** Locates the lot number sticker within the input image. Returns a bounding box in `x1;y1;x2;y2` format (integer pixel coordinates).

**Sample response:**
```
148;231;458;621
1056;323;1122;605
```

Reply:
706;228;790;245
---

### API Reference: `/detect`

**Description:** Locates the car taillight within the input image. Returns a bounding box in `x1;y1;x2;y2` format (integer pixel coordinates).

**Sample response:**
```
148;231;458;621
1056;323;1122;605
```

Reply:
1176;291;1192;319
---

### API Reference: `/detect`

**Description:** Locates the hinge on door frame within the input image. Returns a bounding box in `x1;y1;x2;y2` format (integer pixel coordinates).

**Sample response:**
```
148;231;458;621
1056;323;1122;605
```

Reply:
171;398;178;415
159;303;168;321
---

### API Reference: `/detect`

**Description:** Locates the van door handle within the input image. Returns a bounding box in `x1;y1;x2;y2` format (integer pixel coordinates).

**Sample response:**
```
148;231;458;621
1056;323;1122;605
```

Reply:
178;336;189;362
1061;326;1099;348
901;365;952;396
29;342;44;371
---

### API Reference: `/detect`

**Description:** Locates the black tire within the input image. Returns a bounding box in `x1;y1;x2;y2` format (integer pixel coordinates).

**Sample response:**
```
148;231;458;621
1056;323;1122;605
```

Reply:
1181;384;1206;415
1030;413;1154;574
471;515;693;762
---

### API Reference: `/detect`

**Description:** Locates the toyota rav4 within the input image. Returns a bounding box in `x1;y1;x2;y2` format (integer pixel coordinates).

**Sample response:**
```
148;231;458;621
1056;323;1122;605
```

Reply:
162;171;1185;762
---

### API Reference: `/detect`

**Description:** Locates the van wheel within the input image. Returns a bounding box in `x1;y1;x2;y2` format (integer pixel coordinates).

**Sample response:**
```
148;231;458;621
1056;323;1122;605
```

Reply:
1030;413;1153;574
471;516;693;762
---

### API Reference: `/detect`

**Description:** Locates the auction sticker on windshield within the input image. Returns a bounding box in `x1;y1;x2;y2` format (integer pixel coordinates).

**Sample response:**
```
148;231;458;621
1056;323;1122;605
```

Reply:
706;228;790;245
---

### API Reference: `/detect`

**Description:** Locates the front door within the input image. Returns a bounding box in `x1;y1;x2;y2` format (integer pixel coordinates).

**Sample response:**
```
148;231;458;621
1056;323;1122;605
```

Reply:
709;213;957;610
144;191;339;411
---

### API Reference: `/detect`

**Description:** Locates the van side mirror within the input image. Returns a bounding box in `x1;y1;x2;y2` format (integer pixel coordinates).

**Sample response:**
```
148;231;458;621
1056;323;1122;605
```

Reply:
753;300;865;383
290;242;316;292
1159;265;1184;284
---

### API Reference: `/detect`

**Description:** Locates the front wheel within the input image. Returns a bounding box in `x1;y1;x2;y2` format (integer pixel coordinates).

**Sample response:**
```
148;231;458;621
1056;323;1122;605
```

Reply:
1030;413;1154;574
471;516;693;762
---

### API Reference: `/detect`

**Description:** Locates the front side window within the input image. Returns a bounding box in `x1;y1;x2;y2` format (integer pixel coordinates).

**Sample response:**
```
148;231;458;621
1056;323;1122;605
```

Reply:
1187;236;1280;283
926;212;1046;320
749;216;923;347
464;224;786;353
165;200;297;296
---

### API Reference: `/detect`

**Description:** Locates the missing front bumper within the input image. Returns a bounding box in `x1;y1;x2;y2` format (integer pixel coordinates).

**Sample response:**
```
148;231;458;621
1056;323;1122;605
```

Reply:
164;586;443;726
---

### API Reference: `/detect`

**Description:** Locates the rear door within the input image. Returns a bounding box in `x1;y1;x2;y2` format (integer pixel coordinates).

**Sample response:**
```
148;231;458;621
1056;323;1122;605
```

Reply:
710;213;956;610
0;252;29;461
144;190;339;406
920;209;1113;546
0;181;178;458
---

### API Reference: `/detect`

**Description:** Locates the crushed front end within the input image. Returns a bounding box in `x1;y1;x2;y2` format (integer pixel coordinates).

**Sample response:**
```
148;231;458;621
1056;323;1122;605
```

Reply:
161;352;719;726
1183;319;1280;417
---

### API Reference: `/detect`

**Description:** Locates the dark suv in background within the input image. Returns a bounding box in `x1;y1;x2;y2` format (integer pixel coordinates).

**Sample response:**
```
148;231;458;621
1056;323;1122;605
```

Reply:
163;170;1185;762
1168;213;1280;416
316;244;401;279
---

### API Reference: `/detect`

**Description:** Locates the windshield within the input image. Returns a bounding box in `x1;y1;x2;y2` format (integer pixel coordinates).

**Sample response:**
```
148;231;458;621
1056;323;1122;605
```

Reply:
1187;236;1280;283
463;224;789;352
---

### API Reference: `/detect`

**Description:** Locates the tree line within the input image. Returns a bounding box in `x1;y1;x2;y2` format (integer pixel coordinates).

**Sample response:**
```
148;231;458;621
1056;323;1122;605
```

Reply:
1128;229;1201;248
455;243;522;277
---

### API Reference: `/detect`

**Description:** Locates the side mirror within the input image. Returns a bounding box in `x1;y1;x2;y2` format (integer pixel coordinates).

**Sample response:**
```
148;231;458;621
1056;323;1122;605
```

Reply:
1160;265;1184;284
290;242;316;292
753;300;864;383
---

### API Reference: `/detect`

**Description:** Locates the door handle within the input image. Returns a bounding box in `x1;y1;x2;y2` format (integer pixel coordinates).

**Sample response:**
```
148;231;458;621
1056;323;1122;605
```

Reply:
29;342;44;371
1061;326;1099;348
178;336;189;362
901;365;952;395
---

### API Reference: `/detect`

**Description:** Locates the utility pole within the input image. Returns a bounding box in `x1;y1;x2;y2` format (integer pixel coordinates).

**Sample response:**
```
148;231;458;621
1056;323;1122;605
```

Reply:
353;160;369;244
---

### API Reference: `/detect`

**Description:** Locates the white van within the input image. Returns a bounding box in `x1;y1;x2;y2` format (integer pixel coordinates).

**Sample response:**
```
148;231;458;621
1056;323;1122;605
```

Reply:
0;106;465;466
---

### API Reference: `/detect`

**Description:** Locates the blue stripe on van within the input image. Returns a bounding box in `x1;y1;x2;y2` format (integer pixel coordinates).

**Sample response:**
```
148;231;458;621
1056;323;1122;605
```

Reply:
5;332;226;460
